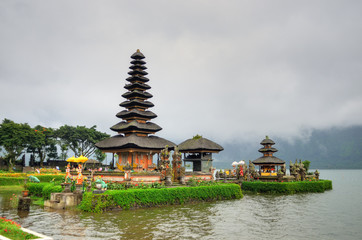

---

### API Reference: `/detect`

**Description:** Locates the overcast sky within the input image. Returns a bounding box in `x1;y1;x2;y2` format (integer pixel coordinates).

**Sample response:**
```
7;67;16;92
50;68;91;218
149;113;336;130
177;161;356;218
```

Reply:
1;0;362;145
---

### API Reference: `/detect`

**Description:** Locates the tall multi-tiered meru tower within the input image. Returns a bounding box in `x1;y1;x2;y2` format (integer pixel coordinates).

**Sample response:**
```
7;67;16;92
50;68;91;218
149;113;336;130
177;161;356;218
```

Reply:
96;50;175;170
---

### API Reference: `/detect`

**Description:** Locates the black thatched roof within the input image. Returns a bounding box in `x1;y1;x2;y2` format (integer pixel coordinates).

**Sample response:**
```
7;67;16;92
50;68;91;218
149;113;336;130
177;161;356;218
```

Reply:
130;59;146;65
129;64;147;70
110;121;162;133
122;90;152;100
128;69;148;76
96;134;176;151
260;137;275;145
125;82;151;91
126;75;149;83
116;109;157;120
119;100;154;109
258;147;278;153
178;137;224;152
252;156;285;165
131;50;145;59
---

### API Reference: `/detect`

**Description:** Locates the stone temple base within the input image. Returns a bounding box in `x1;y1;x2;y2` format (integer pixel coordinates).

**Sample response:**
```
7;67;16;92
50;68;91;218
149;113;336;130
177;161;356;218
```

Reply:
44;192;83;210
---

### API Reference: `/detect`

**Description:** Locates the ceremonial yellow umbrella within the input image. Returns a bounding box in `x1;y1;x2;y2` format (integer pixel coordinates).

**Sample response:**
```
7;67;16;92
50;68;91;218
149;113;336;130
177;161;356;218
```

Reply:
66;156;77;162
76;155;88;163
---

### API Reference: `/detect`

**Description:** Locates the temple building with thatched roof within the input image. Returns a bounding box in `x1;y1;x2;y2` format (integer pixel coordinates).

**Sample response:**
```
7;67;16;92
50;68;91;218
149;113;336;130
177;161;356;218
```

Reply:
96;50;175;170
178;135;223;172
252;136;285;176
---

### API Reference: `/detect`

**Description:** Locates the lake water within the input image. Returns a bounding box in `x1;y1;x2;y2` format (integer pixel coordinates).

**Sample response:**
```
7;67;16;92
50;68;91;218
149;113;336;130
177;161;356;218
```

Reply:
1;170;362;240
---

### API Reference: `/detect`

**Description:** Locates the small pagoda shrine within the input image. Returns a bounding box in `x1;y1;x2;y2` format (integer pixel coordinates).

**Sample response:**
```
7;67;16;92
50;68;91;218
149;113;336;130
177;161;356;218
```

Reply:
252;136;285;176
178;135;223;172
96;50;175;171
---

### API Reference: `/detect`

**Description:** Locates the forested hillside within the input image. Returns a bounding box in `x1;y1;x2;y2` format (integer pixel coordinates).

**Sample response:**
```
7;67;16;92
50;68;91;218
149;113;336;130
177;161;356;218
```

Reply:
214;126;362;169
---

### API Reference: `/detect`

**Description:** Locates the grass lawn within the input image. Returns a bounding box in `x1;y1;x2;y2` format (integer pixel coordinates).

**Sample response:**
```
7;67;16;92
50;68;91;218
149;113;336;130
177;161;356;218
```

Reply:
0;185;24;192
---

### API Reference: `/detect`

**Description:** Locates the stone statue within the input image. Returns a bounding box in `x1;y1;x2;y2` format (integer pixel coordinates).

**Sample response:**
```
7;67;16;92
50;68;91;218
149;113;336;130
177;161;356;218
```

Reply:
95;178;107;190
249;160;258;179
281;164;286;175
215;171;220;179
65;163;71;183
165;167;172;186
76;164;84;185
172;146;183;182
29;175;40;183
299;162;306;181
314;169;320;180
179;166;186;185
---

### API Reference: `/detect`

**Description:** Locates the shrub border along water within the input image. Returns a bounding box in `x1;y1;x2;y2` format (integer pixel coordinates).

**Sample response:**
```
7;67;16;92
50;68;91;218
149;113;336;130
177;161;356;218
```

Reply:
0;177;25;186
0;174;65;186
241;180;332;194
27;182;63;199
79;184;243;213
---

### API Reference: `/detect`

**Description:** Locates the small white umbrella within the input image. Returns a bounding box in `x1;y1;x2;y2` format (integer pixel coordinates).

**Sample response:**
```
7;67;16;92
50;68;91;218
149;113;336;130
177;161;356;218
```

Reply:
232;161;238;166
239;160;245;165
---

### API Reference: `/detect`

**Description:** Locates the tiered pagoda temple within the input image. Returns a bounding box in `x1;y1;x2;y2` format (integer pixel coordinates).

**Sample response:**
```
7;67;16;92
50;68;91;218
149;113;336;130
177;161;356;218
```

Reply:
252;136;285;176
178;135;223;172
96;50;175;170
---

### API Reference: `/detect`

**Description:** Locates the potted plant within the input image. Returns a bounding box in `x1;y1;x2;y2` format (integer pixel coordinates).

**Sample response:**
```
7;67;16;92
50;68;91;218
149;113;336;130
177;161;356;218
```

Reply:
22;180;29;197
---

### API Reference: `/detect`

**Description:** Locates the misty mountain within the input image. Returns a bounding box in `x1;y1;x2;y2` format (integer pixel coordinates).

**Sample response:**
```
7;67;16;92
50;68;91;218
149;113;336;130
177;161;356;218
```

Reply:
214;126;362;169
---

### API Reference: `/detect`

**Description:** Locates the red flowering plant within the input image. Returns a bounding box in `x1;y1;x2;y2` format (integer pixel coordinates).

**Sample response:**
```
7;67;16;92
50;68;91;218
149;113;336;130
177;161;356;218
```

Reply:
0;217;37;239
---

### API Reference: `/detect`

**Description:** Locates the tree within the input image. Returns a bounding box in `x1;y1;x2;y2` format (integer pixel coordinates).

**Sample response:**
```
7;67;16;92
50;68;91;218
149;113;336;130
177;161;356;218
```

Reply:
55;125;110;158
27;126;58;167
94;149;106;163
303;160;311;173
59;143;69;161
0;119;33;171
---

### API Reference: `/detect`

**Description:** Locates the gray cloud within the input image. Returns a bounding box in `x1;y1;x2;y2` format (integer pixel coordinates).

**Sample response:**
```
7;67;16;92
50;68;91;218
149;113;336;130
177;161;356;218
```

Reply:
1;0;361;145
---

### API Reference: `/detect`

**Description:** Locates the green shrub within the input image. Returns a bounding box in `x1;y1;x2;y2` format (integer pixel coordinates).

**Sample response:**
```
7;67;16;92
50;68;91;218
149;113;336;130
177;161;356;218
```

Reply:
42;184;63;200
0;177;25;186
35;175;65;183
79;184;243;213
0;175;65;186
242;180;332;194
27;183;51;197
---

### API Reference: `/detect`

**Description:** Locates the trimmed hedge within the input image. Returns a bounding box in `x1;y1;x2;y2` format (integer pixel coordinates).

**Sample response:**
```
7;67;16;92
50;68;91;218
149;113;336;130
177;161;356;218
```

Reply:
27;183;51;196
42;184;63;199
0;177;25;186
0;175;65;186
79;184;243;213
34;174;65;183
27;182;63;198
241;180;332;194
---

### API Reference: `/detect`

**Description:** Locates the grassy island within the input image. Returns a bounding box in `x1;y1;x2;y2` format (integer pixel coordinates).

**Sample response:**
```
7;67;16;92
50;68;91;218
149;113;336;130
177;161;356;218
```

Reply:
241;180;332;194
79;184;243;213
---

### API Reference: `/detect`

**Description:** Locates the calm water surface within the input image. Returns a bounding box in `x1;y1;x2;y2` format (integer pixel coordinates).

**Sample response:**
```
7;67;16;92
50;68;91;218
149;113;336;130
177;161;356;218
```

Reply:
1;170;361;240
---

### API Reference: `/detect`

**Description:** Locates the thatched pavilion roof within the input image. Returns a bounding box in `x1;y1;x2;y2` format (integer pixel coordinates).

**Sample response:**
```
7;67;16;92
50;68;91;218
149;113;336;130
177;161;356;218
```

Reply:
110;121;162;133
131;49;145;59
258;147;278;153
122;90;153;99
178;137;224;152
95;134;176;152
260;137;275;145
252;156;285;165
116;109;157;120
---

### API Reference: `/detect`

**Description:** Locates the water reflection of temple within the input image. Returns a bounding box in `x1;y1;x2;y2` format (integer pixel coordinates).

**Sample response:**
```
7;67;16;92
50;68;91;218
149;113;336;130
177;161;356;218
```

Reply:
252;136;285;176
